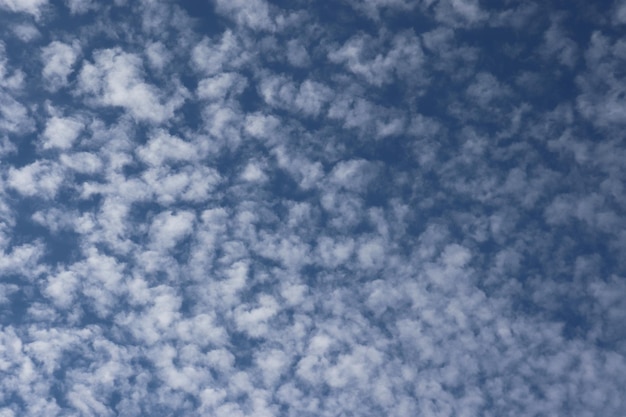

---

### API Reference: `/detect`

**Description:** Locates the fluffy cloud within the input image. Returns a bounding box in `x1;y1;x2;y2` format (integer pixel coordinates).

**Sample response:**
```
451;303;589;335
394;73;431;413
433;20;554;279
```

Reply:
136;129;198;166
0;1;624;416
42;116;84;149
213;0;275;31
149;210;195;251
0;0;48;18
77;48;186;123
7;161;64;199
328;31;425;86
0;91;32;135
41;41;81;91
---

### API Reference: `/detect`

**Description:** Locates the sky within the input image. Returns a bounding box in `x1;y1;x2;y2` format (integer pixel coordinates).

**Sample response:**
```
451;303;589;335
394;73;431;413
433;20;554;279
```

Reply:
0;0;625;416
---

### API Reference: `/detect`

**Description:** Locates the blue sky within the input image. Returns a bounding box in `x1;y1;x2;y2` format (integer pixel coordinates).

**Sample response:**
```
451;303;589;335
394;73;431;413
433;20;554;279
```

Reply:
0;0;625;416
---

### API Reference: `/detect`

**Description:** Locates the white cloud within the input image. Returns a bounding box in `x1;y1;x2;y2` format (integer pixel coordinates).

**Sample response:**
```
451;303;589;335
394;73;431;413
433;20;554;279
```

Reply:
255;233;311;270
327;95;380;133
149;210;195;251
465;72;511;108
234;294;279;337
255;349;290;386
59;151;103;173
614;0;626;24
329;159;377;192
176;313;228;347
0;284;18;305
44;270;79;308
77;48;186;123
357;236;386;270
344;0;416;20
42;116;84;149
141;165;221;205
31;207;76;233
67;383;112;416
0;242;45;276
197;72;247;101
201;103;244;150
244;112;281;141
317;236;355;268
0;0;48;18
273;146;324;190
240;161;268;183
137;129;198;166
576;32;626;129
0;63;25;92
65;0;98;15
0;136;17;157
41;41;80;91
191;31;250;76
286;39;310;67
541;17;578;68
293;80;333;117
11;24;40;42
7;161;64;199
213;0;274;31
434;0;488;27
320;190;365;230
328;31;424;86
145;41;171;72
117;286;183;344
0;1;625;416
0;91;32;135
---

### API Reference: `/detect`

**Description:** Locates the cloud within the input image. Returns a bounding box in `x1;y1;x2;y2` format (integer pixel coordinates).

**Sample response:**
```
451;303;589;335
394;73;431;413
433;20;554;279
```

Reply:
11;23;41;42
0;242;45;276
0;1;625;416
0;91;32;135
44;270;79;308
576;31;626;129
0;0;48;18
213;0;275;31
328;31;425;86
142;165;222;205
136;129;199;166
41;116;84;149
59;151;103;174
328;158;378;192
77;48;187;123
465;72;512;109
240;161;268;183
434;0;488;27
540;15;579;68
285;39;311;67
257;75;334;117
144;41;171;72
7;161;64;199
191;31;250;76
234;294;279;337
614;0;626;25
149;210;195;251
41;41;81;91
197;72;247;101
65;0;98;15
344;0;417;20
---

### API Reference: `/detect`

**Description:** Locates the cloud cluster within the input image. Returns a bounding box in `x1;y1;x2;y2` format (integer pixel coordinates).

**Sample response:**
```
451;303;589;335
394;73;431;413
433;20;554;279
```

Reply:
0;0;624;416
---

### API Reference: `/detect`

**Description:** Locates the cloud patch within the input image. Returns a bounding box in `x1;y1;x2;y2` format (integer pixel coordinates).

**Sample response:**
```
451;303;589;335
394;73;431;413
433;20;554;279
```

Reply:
77;48;186;123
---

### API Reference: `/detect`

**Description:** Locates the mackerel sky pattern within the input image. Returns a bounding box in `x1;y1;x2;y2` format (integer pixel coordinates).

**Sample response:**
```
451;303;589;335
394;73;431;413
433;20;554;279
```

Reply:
0;0;626;416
